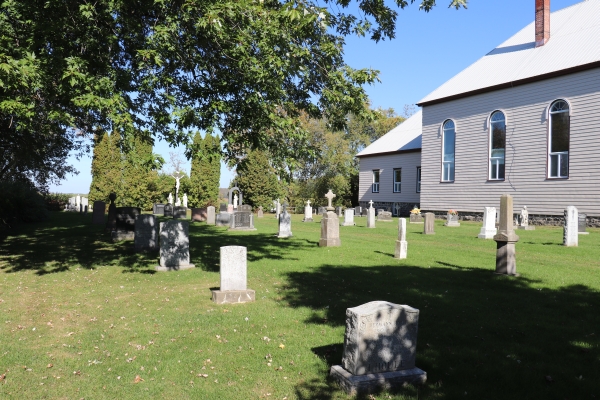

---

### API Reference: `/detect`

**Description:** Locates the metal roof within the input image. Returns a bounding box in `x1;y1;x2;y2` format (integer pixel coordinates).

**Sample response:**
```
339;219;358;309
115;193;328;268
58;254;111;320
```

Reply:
356;109;422;157
418;0;600;106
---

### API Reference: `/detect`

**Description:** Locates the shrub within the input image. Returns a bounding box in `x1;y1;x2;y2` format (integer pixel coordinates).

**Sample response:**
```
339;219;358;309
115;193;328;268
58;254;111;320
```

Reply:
0;181;49;233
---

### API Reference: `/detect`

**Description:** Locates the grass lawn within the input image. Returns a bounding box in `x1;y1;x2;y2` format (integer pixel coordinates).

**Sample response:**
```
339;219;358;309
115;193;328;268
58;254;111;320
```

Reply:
0;211;599;399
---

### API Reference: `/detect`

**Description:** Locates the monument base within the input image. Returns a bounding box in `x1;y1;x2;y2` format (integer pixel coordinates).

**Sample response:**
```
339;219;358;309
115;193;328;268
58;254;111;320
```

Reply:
444;222;460;227
394;240;407;259
578;232;589;235
330;365;426;396
211;289;255;304
477;229;497;239
319;238;341;247
517;226;535;230
277;233;293;238
111;231;134;241
155;264;195;272
341;222;355;226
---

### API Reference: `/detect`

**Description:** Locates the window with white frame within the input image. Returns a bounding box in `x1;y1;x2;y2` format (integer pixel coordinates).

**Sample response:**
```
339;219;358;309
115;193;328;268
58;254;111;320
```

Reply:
372;170;380;193
393;168;401;193
489;111;506;180
442;120;455;181
416;167;421;193
548;100;570;178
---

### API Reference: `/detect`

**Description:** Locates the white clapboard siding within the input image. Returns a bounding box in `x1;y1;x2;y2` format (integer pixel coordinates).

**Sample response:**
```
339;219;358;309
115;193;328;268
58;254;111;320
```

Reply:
421;67;600;216
358;152;421;204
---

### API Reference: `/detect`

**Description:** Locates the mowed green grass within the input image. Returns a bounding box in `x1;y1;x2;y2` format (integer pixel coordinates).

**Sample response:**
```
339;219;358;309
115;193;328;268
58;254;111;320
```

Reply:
0;211;599;400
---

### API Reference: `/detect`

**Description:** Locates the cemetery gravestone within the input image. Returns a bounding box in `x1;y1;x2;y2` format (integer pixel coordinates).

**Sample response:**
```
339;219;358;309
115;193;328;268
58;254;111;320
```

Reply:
377;210;393;222
330;301;426;395
257;206;264;218
173;206;188;219
444;212;460;227
409;213;423;224
478;207;497;239
153;203;165;215
112;207;141;241
493;194;519;276
134;215;158;252
319;211;341;247
423;213;435;235
275;200;281;219
318;206;327;216
303;200;313;222
341;209;355;226
230;205;255;230
277;206;293;238
192;208;207;222
211;246;255;304
207;206;216;225
367;201;376;228
336;206;343;217
578;213;588;235
354;206;362;217
106;193;117;232
80;197;88;213
395;218;408;259
216;212;231;227
361;208;368;217
92;201;106;225
164;204;174;217
219;203;228;212
156;220;195;271
563;206;578;247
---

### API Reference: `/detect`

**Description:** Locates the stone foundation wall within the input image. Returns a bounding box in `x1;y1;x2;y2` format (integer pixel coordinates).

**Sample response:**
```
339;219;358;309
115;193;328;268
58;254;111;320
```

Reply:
359;202;419;217
420;210;600;228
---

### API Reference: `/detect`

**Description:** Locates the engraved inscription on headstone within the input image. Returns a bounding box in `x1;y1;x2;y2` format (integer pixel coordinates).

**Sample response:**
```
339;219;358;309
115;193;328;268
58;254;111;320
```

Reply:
563;206;578;247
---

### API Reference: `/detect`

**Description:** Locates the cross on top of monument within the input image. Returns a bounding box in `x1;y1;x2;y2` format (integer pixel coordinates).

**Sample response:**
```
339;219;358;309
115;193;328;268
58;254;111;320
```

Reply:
306;199;311;206
325;190;336;211
369;200;374;209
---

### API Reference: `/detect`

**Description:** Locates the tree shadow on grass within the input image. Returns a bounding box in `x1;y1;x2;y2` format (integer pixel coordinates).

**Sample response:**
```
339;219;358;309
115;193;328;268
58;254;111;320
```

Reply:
282;263;600;400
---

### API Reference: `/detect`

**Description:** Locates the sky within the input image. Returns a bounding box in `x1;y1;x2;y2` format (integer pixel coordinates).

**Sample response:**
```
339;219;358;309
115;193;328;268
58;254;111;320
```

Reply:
48;0;582;195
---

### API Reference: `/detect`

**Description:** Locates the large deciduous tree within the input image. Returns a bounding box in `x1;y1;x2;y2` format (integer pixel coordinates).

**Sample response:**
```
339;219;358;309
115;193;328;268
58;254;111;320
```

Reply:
1;0;466;188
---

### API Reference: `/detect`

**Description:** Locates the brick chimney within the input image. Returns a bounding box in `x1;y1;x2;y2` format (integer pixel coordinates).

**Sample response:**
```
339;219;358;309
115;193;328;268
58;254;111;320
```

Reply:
535;0;550;47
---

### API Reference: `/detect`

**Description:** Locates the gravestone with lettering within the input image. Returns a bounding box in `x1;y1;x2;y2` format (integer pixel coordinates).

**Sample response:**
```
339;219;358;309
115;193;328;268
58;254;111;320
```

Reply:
156;220;195;271
330;301;426;395
207;206;216;225
192;208;207;222
423;213;435;235
211;246;255;304
257;206;264;218
367;201;376;228
377;210;392;222
303;200;313;222
563;206;578;247
173;206;188;219
134;214;158;252
493;194;520;275
395;218;408;259
578;213;588;235
164;204;174;218
341;209;355;226
112;207;141;241
478;207;497;239
277;205;293;238
153;203;165;215
230;205;255;230
92;201;106;225
319;191;341;247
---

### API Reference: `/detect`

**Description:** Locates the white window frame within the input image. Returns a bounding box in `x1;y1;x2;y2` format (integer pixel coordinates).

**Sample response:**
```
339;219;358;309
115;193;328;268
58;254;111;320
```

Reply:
372;170;380;193
489;110;506;181
547;99;570;179
416;167;421;193
441;120;456;182
393;168;401;193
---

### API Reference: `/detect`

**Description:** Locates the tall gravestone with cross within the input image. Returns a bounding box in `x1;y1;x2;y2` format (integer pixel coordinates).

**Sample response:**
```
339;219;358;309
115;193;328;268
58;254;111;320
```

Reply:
303;200;313;222
366;200;376;228
319;190;341;247
493;194;519;276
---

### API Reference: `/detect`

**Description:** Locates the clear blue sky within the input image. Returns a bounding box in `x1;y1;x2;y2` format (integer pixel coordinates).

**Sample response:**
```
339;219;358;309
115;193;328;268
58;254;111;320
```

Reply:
49;0;581;194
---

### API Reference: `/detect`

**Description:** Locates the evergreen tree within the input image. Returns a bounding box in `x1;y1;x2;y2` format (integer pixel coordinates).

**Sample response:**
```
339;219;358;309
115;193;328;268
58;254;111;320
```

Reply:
236;149;282;210
89;131;123;204
189;133;221;208
119;136;156;210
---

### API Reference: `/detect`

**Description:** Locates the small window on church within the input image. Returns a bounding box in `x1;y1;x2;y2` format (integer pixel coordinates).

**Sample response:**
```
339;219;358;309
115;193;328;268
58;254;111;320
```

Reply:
393;168;401;193
372;170;380;193
442;120;455;182
489;111;506;180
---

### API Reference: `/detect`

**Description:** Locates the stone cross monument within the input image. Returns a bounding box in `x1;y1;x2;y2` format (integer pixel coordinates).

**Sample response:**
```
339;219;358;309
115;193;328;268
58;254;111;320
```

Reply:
325;190;336;211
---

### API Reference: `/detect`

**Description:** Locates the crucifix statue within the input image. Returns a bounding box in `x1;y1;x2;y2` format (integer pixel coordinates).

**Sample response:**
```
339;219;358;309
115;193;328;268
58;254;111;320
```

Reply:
325;189;336;211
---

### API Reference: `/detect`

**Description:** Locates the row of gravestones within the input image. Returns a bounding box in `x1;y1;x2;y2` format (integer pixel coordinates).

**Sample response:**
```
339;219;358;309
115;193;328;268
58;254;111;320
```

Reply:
65;196;89;212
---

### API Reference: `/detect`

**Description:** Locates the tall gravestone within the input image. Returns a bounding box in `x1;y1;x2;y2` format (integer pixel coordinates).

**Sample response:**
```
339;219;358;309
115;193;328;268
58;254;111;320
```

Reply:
563;206;578;247
319;190;341;247
275;200;281;220
134;214;158;252
395;218;408;259
277;204;293;238
366;201;376;228
105;193;117;232
257;206;264;218
423;213;435;235
211;246;255;304
578;213;589;235
330;301;426;395
478;207;497;239
92;201;106;225
493;194;519;276
112;207;141;241
341;209;355;226
206;206;216;225
354;206;362;217
303;200;313;222
156;220;195;271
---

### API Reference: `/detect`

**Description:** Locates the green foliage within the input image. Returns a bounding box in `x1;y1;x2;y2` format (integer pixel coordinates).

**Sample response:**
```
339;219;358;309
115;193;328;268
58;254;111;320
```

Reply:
235;149;283;210
43;193;71;211
188;133;221;208
0;0;463;189
88;132;122;205
0;181;48;233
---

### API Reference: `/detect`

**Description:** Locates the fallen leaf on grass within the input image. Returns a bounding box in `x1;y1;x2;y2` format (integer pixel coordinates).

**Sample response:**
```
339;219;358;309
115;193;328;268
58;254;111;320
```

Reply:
279;344;285;349
134;375;144;383
197;374;209;378
47;364;53;368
